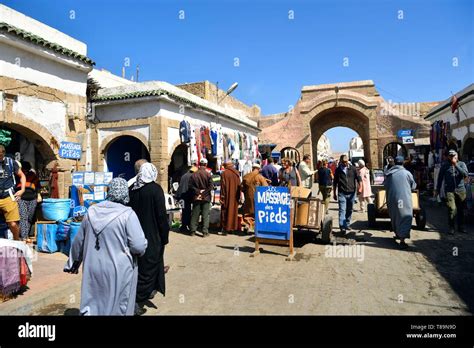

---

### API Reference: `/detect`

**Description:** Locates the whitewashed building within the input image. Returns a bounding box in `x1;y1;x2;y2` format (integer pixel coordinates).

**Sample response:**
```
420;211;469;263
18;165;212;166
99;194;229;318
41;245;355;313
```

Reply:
424;84;474;163
90;80;261;189
0;4;94;197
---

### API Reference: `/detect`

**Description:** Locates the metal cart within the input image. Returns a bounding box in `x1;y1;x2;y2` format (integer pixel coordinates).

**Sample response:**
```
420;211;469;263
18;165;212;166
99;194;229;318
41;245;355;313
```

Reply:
367;185;427;230
293;197;333;243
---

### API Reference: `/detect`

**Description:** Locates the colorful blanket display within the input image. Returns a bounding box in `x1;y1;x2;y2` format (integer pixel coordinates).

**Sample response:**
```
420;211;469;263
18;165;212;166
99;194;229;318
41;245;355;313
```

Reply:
180;120;259;171
0;239;33;297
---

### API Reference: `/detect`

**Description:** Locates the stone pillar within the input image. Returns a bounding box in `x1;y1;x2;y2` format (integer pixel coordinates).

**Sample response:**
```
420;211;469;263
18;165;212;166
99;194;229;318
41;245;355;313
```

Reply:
149;117;169;190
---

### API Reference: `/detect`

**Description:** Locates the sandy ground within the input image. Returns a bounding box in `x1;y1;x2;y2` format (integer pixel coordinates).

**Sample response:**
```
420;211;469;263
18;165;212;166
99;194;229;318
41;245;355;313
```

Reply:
23;191;473;316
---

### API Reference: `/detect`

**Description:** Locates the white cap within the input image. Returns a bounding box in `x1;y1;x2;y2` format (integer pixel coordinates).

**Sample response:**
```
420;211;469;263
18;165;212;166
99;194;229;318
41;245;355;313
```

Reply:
252;163;261;169
200;158;208;165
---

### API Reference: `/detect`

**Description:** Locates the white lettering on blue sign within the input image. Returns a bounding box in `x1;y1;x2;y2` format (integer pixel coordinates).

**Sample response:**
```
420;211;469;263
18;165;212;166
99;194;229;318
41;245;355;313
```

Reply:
59;142;82;159
254;186;291;240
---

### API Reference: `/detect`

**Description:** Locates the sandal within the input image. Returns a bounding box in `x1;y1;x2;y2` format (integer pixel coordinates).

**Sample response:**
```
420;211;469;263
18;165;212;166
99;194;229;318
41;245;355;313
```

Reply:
164;265;170;274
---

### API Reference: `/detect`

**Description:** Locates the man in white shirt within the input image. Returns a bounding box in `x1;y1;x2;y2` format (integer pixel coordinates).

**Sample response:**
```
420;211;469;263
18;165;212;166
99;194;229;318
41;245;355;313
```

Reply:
298;154;317;190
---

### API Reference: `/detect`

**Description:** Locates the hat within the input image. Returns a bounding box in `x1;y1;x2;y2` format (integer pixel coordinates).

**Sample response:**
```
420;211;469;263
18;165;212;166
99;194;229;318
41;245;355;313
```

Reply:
448;149;457;156
200;158;208;165
358;159;365;167
252;163;261;169
395;156;405;165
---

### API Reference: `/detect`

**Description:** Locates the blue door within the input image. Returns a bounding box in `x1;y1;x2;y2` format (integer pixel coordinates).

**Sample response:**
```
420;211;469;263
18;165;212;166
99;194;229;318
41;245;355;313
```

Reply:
106;136;150;181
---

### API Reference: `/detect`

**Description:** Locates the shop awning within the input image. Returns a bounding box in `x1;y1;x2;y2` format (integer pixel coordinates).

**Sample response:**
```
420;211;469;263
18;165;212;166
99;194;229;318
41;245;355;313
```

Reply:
414;138;430;146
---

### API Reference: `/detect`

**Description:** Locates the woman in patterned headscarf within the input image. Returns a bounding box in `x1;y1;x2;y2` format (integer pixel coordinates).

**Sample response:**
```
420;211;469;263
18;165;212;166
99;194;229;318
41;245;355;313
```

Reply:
64;178;148;315
128;163;170;314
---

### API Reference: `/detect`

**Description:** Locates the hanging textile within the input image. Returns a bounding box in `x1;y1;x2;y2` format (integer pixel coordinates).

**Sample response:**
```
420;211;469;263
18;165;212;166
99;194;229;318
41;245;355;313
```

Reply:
179;120;191;143
0;129;12;147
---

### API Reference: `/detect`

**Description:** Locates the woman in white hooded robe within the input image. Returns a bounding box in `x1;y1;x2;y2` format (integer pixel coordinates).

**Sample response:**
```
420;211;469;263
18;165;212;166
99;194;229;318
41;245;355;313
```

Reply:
64;178;148;315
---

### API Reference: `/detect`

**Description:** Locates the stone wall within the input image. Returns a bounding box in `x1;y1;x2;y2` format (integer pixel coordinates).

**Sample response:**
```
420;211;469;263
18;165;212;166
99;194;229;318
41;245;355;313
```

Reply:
0;75;88;198
177;81;261;121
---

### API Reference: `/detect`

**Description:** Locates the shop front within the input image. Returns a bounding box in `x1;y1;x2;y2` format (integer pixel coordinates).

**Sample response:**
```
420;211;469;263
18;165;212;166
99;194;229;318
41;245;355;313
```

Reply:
91;81;261;191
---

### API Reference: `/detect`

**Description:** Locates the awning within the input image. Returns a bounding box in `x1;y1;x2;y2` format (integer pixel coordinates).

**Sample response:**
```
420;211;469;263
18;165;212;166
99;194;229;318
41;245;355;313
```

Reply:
414;138;430;146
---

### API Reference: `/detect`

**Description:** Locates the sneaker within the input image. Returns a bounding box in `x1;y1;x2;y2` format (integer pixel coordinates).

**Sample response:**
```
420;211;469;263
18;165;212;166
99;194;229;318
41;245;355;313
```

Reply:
346;226;353;231
340;228;346;235
218;231;228;236
203;232;210;238
399;241;409;250
189;231;196;237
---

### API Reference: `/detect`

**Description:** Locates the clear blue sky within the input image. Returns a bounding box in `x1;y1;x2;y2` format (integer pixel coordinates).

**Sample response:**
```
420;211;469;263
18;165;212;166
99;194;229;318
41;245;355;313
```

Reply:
3;0;473;152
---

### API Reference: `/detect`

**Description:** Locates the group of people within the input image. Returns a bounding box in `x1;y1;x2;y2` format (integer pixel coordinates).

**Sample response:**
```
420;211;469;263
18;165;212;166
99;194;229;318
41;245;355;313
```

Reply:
177;158;268;236
0;144;41;243
64;160;170;316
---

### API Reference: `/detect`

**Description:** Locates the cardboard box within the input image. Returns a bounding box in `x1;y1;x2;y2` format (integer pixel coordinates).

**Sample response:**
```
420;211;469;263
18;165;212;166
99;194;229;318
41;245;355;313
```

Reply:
290;186;312;198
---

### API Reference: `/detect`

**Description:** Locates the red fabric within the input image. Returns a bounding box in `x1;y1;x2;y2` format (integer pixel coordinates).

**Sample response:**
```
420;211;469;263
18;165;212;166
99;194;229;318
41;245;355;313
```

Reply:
19;257;28;286
451;95;459;113
50;168;59;198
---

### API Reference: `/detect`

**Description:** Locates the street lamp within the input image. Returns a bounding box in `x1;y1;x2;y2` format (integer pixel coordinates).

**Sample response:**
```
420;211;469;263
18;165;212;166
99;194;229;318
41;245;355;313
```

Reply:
216;82;239;104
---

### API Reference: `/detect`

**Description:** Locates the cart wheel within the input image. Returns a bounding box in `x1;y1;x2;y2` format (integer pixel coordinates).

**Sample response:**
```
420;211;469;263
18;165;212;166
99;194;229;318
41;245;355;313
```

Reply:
367;203;376;228
320;215;333;244
415;207;427;230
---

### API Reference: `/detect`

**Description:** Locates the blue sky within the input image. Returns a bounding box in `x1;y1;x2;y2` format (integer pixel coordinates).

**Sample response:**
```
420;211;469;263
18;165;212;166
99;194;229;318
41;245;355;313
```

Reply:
3;0;473;151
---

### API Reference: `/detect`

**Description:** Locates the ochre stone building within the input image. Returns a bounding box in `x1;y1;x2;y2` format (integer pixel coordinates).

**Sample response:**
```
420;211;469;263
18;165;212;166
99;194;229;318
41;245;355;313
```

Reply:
259;80;438;169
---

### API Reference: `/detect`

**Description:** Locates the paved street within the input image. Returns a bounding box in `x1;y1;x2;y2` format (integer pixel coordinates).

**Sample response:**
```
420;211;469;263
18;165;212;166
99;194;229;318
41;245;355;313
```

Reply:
2;191;472;316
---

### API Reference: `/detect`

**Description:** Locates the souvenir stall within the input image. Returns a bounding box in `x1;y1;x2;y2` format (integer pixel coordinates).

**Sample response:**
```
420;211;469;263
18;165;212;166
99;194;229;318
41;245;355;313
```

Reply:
428;120;459;195
177;118;260;179
35;171;113;256
0;238;33;302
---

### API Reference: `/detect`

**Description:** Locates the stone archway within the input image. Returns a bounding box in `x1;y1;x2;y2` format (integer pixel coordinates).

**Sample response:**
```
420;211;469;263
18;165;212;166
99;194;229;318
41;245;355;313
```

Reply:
98;131;150;173
301;90;379;169
101;134;150;181
309;107;373;168
0;117;58;163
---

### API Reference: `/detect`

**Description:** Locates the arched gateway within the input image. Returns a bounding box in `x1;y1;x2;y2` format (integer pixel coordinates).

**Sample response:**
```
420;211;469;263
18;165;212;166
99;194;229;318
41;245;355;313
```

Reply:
258;80;432;171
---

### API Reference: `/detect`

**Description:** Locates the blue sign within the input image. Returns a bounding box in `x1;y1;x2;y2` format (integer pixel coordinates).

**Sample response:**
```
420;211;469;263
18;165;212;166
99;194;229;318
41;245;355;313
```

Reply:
397;129;413;138
59;142;82;159
254;186;291;240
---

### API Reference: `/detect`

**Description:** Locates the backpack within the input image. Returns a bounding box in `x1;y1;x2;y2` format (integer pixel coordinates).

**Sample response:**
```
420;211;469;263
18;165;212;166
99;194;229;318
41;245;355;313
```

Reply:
2;157;16;187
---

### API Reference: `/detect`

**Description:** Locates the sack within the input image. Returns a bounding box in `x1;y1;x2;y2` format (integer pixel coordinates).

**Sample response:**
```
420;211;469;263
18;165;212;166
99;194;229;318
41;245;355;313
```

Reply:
62;221;81;256
36;223;58;253
56;220;71;241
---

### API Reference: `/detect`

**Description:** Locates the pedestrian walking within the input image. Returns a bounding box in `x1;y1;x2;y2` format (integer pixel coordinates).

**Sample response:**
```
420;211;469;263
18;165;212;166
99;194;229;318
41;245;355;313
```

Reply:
333;154;361;233
189;158;214;237
317;159;333;214
17;161;40;242
64;178;148;315
434;149;468;234
0;145;25;240
279;159;301;187
261;157;279;186
357;159;373;212
176;165;198;233
298;154;317;191
384;156;417;249
129;163;170;314
219;160;241;235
